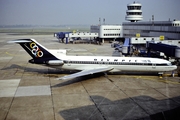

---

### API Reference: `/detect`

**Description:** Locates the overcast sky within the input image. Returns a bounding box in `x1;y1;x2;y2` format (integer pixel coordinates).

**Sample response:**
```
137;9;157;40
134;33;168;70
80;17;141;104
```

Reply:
0;0;179;25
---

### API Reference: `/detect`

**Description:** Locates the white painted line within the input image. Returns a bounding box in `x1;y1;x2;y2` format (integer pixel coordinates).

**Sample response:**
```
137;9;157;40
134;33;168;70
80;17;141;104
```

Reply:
19;50;25;52
15;85;51;97
0;48;8;49
73;49;87;51
0;79;21;97
0;57;13;60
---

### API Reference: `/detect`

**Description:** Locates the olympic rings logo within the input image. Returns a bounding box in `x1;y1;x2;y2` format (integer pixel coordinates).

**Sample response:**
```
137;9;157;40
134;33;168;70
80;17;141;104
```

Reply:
30;42;43;57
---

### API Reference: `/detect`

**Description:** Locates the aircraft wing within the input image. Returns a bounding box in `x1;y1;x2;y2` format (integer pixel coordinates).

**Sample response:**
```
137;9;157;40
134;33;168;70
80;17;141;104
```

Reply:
58;67;114;80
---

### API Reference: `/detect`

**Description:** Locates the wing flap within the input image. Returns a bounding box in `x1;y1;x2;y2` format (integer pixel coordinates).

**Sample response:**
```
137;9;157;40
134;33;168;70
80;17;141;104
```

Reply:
57;67;113;80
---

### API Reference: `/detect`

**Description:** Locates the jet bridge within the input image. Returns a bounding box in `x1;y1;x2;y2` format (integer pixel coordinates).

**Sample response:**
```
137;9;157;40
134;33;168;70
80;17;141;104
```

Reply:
146;41;180;59
121;37;160;56
118;37;180;59
65;32;98;44
54;32;71;43
122;38;131;55
54;32;98;44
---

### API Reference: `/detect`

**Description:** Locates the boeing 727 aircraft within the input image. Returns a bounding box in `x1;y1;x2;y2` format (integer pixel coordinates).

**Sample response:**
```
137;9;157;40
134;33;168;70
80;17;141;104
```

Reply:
9;39;177;80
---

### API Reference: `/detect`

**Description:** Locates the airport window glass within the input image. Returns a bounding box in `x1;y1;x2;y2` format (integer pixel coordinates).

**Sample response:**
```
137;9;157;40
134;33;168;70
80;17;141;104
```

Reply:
127;12;142;15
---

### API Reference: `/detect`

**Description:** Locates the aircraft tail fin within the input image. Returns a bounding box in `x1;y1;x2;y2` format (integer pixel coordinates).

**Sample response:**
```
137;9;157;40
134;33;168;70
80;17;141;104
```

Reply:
8;39;58;63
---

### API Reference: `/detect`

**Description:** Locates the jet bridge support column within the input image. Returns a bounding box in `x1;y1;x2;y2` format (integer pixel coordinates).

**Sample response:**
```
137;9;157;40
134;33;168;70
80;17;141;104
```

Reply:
147;48;151;57
66;37;68;44
65;34;69;44
102;38;104;43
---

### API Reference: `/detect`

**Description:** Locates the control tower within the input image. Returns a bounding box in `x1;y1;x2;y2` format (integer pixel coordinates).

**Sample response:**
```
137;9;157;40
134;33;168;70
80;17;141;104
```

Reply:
125;1;143;22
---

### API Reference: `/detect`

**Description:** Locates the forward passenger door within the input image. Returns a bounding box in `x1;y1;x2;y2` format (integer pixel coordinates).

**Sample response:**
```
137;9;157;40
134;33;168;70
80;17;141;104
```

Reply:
152;63;156;69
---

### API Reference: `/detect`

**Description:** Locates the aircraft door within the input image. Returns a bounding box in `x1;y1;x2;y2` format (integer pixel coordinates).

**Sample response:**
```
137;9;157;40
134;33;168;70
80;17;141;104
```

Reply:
105;61;109;66
98;61;103;66
152;63;156;69
68;60;71;66
99;61;108;66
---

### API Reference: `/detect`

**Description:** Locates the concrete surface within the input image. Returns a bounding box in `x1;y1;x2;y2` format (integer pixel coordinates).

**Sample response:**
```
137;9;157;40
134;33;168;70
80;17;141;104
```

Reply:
0;33;180;120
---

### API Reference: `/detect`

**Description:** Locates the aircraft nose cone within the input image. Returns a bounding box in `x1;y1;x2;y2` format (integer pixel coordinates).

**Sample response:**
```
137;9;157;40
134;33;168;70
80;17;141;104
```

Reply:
173;65;177;70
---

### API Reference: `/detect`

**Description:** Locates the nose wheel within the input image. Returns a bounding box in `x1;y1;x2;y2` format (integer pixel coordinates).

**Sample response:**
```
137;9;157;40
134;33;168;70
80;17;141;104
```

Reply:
159;71;175;78
158;72;163;78
171;71;175;77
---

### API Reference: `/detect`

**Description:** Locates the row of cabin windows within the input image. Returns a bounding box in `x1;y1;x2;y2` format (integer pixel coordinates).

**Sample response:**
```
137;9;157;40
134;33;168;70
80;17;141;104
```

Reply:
123;23;175;26
64;61;169;66
172;24;180;26
104;34;120;36
71;33;97;35
126;12;142;15
104;29;121;30
135;38;154;40
127;6;141;10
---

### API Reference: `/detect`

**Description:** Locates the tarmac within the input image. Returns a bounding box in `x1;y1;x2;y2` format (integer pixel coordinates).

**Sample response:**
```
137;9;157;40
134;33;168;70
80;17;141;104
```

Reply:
0;33;180;120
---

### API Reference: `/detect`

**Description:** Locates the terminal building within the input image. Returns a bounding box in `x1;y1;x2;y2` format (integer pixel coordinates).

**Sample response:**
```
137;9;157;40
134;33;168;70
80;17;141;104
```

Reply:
90;1;180;40
123;2;180;40
89;2;180;60
90;25;123;42
123;20;180;40
56;1;180;43
89;1;143;42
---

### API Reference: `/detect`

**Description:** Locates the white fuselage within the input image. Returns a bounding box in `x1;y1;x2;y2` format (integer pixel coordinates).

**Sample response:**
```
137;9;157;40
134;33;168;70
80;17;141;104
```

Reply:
46;53;177;73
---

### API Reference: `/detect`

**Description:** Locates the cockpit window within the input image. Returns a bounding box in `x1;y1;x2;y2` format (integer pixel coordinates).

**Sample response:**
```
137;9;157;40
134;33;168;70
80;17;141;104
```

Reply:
167;63;172;66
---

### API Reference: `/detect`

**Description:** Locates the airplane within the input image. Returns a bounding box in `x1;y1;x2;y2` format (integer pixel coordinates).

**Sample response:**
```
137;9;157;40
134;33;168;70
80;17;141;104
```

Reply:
8;39;177;80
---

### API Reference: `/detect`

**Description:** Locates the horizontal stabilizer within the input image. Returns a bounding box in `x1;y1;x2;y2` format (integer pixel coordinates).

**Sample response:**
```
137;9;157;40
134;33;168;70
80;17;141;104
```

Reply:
8;39;34;43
